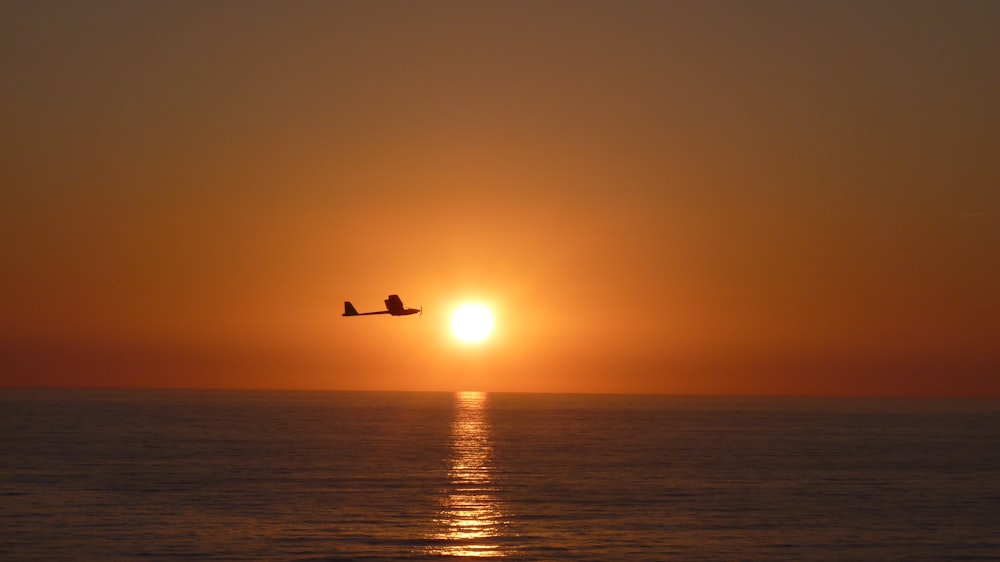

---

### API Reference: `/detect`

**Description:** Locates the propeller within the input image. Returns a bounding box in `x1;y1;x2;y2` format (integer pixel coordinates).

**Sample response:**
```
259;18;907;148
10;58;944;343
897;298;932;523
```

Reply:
419;305;423;317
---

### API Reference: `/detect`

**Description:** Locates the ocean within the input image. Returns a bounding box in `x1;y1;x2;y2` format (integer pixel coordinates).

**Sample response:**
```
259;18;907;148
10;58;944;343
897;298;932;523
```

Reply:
1;389;997;560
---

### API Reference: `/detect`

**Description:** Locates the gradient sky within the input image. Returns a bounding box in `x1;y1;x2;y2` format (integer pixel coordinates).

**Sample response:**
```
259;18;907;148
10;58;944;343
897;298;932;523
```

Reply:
2;1;998;396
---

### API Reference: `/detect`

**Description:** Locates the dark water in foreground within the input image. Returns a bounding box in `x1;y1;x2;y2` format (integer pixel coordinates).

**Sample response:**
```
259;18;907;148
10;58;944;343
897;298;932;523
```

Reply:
1;389;998;561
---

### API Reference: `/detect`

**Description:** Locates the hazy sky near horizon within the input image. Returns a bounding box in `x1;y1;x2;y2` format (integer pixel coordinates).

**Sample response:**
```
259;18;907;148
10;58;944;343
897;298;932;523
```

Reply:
2;1;998;396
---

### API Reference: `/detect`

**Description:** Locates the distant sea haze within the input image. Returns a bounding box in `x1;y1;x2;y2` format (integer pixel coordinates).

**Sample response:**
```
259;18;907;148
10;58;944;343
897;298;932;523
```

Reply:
1;389;997;561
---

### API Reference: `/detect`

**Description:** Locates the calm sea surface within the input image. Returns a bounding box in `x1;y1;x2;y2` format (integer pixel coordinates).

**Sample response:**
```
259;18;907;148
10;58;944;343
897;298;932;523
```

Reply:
1;389;997;560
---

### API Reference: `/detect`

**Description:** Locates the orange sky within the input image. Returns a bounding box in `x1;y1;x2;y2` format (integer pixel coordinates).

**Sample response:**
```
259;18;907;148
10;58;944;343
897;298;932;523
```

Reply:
2;2;998;396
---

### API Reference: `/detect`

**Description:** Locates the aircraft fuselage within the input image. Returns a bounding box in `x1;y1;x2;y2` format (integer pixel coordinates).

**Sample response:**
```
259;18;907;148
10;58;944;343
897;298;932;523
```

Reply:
343;294;421;317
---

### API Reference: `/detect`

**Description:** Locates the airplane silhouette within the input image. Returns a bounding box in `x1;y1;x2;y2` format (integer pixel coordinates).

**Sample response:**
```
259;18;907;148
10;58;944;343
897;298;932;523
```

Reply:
343;294;422;317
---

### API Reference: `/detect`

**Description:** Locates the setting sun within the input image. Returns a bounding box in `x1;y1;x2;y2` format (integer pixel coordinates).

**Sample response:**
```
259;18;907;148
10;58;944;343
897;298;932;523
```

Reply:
451;304;494;343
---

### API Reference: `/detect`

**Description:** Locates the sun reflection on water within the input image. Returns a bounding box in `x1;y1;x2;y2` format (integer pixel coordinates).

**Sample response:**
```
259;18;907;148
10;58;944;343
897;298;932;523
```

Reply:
426;391;509;557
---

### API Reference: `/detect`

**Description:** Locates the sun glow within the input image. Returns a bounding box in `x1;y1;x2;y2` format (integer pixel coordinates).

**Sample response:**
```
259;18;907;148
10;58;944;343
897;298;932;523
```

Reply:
451;304;494;343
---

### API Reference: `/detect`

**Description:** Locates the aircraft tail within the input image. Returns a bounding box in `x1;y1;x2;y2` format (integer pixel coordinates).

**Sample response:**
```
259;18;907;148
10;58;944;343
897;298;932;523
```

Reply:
343;301;358;316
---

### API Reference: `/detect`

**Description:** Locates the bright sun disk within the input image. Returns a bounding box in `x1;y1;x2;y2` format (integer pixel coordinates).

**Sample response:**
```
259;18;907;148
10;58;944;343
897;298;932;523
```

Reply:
451;304;494;343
